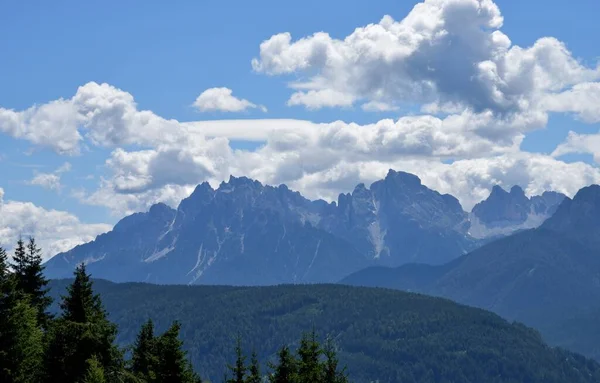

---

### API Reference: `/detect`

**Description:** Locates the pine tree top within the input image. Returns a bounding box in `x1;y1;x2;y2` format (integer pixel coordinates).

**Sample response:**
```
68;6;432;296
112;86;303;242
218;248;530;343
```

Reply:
9;237;53;328
60;263;106;323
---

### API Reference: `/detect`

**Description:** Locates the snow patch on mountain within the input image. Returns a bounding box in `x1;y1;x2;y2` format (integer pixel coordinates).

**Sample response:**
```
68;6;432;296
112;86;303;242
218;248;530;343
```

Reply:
144;245;174;263
368;221;386;259
303;239;321;280
83;254;106;266
468;207;555;239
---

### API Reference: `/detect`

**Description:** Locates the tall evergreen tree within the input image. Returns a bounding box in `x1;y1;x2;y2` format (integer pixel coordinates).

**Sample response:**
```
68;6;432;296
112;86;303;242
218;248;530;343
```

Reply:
245;351;261;383
226;335;247;383
11;238;27;278
59;262;104;323
297;330;322;383
155;321;201;383
43;263;121;383
268;345;298;383
11;237;52;328
130;319;158;382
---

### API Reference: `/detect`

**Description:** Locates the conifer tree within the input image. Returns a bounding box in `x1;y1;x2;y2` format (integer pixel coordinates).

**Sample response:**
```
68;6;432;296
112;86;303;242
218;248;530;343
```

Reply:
245;351;261;383
60;262;104;323
11;237;52;328
130;319;158;382
227;335;247;383
11;238;27;278
297;330;322;383
155;321;201;383
43;263;121;383
268;345;298;383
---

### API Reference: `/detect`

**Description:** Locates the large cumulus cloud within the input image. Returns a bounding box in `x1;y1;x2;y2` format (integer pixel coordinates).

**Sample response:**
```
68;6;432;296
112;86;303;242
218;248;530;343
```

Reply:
0;82;191;154
252;0;600;123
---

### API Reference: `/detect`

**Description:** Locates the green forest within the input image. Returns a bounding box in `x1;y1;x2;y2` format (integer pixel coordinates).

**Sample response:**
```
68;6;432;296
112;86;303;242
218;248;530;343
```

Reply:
48;282;600;382
0;239;349;383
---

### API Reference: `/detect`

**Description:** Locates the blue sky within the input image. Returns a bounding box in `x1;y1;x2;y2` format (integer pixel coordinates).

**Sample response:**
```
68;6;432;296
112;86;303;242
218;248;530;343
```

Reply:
1;0;600;258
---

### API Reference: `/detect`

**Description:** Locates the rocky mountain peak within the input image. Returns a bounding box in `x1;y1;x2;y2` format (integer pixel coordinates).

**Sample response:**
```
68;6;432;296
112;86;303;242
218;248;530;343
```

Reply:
573;184;600;204
188;181;214;200
383;169;422;191
471;185;530;226
468;185;567;239
490;185;506;196
224;175;262;189
351;183;371;199
543;185;600;234
148;202;176;218
510;185;526;196
178;181;215;217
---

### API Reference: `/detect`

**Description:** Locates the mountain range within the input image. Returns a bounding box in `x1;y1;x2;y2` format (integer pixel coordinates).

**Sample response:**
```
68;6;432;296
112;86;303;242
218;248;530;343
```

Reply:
342;185;600;361
44;170;566;285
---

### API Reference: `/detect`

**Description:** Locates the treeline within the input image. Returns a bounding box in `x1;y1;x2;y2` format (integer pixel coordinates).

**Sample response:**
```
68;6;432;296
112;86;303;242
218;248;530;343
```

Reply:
0;238;350;383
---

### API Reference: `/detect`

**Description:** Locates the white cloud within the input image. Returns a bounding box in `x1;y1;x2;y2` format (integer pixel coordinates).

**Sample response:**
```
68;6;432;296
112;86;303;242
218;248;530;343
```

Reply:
193;87;267;113
27;162;72;191
74;183;195;217
553;131;600;164
73;82;186;148
29;173;62;191
543;82;600;123
287;89;355;110
183;119;314;141
361;101;399;112
252;0;600;120
0;82;199;154
0;99;82;154
0;187;111;260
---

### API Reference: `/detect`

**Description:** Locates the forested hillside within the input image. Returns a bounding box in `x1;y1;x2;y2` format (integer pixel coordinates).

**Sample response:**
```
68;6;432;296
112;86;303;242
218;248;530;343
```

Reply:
48;278;600;383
